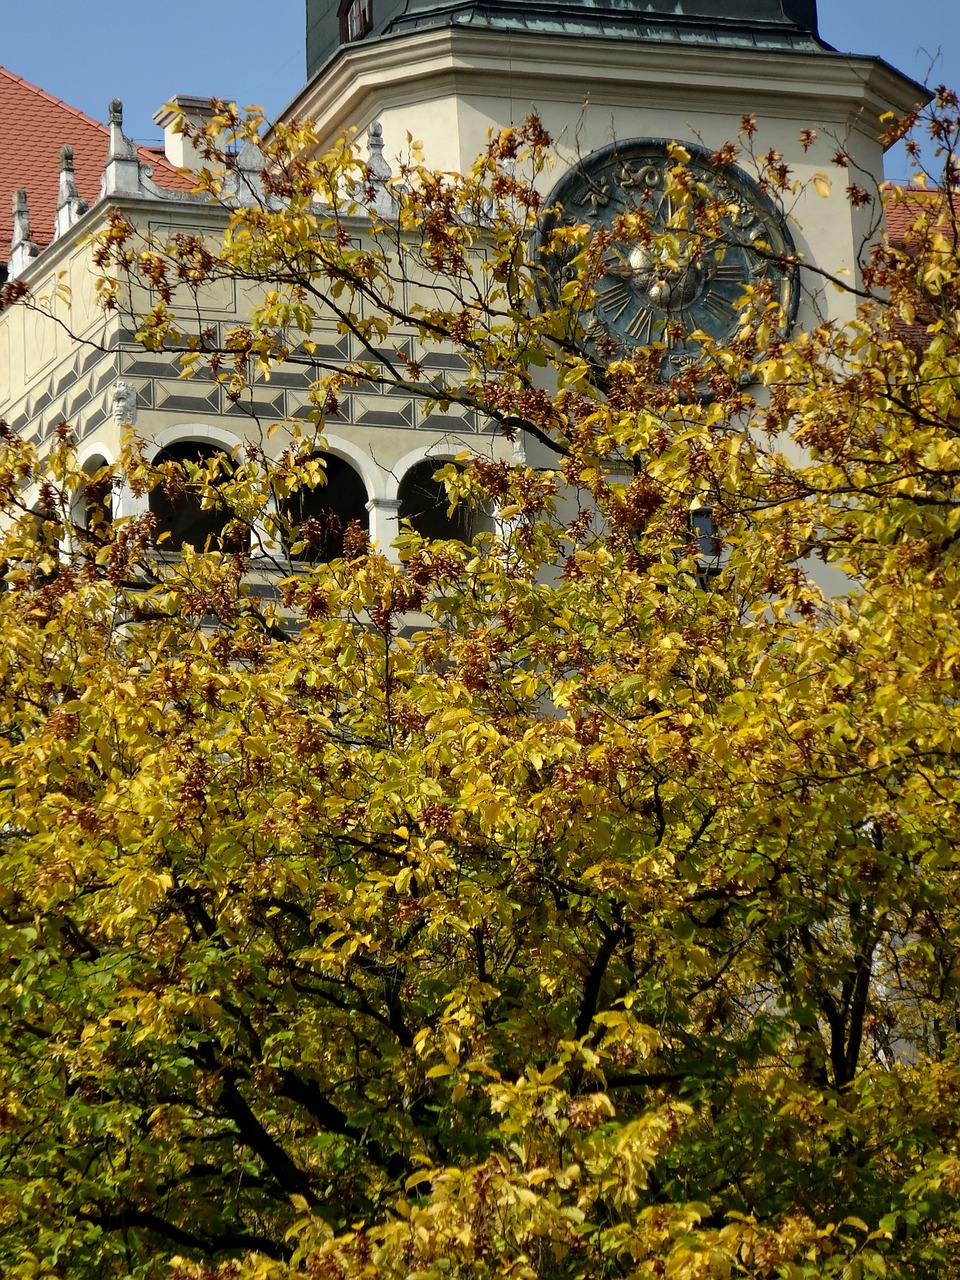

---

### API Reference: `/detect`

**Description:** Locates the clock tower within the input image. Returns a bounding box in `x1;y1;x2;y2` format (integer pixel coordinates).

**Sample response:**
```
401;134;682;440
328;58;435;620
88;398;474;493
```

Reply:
290;0;924;331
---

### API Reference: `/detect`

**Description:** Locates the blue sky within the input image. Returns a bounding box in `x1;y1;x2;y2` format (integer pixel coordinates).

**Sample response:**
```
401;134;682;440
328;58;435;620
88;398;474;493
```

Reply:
2;1;957;178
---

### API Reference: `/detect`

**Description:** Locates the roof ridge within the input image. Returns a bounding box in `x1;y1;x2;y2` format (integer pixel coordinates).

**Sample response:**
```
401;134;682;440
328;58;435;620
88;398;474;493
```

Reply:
0;63;114;138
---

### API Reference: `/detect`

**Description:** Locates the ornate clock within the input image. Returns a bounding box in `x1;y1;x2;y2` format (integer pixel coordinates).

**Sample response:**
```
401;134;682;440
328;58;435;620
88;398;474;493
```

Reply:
538;139;799;377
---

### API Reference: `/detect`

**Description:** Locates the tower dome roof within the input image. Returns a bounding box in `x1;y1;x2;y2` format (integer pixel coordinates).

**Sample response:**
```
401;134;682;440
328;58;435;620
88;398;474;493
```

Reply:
308;0;827;83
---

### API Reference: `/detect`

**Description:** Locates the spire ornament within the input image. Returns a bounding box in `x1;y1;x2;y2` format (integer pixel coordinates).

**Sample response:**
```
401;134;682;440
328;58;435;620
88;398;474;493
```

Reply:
54;146;89;240
365;121;396;219
101;98;142;197
224;136;265;207
8;189;40;279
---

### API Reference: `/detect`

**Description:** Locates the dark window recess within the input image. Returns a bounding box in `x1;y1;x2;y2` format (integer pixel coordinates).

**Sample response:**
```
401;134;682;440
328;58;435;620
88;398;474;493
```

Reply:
690;507;723;576
397;460;492;543
150;443;245;552
28;507;64;547
281;453;369;563
83;460;113;535
339;0;373;43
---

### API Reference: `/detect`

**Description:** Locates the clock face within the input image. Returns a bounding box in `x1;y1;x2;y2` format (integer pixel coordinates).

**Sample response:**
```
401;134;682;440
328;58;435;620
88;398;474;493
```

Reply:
539;139;798;377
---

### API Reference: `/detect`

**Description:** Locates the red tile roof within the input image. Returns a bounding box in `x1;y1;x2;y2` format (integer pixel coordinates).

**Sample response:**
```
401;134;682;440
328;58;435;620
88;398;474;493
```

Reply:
883;182;960;246
884;184;914;245
0;65;195;263
881;183;960;349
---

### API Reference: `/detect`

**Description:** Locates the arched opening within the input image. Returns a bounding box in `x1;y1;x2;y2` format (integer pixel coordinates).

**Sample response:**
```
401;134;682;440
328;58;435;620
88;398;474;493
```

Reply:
397;459;492;543
81;456;113;538
280;452;369;563
149;442;243;553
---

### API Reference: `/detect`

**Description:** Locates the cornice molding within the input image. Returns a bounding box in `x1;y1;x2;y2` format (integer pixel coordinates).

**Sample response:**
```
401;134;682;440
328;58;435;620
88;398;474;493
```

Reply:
283;26;929;151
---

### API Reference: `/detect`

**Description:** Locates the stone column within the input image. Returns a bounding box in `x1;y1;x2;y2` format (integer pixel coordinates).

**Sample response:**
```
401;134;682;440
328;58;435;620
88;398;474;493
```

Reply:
113;483;149;521
367;497;401;561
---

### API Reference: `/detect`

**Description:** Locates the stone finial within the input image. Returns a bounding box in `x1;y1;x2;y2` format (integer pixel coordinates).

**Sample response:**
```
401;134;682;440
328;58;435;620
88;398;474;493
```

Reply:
101;97;142;198
100;96;204;207
8;189;40;279
54;145;89;240
367;121;393;183
365;121;396;218
107;99;138;161
11;189;31;246
227;135;265;207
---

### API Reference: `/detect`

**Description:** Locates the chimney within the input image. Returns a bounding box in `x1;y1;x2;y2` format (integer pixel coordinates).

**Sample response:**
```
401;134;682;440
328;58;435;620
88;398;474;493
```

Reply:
152;95;222;170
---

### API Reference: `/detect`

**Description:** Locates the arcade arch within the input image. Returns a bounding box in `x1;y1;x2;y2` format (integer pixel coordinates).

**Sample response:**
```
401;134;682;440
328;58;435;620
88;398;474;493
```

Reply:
279;449;370;562
148;432;246;553
392;452;494;544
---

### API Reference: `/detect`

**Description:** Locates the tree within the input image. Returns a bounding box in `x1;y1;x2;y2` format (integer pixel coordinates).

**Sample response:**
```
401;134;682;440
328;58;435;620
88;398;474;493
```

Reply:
1;93;960;1279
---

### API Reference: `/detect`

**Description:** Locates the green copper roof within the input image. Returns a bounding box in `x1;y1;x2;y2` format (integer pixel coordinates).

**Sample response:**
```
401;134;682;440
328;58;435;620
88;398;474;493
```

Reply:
388;1;823;47
307;1;828;80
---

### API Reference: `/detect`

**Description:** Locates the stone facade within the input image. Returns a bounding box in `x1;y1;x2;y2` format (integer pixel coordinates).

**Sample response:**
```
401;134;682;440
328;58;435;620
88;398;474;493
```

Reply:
0;99;501;555
0;0;931;569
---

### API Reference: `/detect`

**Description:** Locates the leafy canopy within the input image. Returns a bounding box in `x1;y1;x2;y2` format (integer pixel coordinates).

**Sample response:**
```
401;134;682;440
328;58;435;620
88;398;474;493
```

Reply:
2;92;960;1279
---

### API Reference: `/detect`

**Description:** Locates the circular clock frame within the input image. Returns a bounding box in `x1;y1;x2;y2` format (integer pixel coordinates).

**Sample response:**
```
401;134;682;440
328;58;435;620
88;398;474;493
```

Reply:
536;138;800;378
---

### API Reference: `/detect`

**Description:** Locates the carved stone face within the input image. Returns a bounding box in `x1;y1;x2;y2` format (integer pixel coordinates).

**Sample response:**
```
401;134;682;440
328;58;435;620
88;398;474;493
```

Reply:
111;380;137;425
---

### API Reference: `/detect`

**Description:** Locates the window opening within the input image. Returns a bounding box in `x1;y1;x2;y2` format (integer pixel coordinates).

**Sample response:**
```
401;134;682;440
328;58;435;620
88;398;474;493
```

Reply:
397;460;492;543
150;443;243;552
280;453;369;563
690;507;723;580
83;459;113;536
339;0;373;43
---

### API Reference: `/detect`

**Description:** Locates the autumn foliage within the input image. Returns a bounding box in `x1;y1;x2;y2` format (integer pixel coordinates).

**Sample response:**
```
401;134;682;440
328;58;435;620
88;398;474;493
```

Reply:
1;93;960;1279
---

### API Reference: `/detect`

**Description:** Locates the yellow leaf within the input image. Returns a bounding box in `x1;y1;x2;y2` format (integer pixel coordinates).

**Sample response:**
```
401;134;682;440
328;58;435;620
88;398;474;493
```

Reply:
425;1063;456;1078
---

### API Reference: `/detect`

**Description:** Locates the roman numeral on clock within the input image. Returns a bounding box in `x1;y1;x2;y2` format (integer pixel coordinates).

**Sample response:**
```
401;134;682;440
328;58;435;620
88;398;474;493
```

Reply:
598;281;632;322
656;191;677;224
624;306;655;344
699;292;736;327
714;259;745;283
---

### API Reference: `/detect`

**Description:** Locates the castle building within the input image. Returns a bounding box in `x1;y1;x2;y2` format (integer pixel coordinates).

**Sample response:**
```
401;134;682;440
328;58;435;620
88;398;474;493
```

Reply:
0;1;928;561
